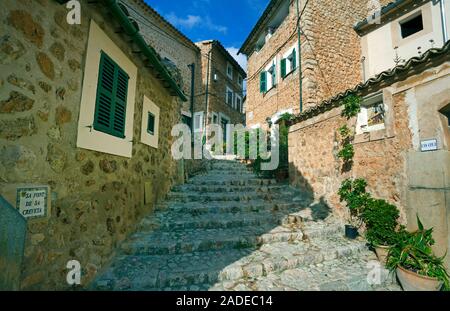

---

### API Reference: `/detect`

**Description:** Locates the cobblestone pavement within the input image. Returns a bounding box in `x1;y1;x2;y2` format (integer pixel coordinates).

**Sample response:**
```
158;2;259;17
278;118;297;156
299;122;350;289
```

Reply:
92;160;402;291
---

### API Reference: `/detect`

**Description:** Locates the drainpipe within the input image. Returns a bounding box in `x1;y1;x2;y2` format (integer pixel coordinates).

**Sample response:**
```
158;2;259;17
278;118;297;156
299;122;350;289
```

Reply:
440;0;449;44
204;43;214;135
296;0;303;113
188;63;195;140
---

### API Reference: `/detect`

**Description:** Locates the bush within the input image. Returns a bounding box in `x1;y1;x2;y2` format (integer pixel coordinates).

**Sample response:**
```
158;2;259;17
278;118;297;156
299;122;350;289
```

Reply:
338;178;370;225
387;216;449;290
361;198;401;246
341;94;361;119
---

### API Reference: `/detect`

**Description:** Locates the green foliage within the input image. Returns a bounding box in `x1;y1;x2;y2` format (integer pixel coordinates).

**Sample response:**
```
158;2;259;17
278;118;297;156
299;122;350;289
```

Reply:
337;143;354;162
341;94;362;119
361;199;401;246
387;216;450;290
339;124;351;138
338;178;370;224
278;112;294;123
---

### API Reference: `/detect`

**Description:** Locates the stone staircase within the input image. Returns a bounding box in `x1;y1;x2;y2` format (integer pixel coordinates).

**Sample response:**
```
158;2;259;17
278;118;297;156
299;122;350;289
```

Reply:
92;160;400;291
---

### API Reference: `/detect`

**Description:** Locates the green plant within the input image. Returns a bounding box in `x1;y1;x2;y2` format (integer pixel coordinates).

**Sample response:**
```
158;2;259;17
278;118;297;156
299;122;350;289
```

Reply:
361;198;401;246
338;178;370;226
338;124;351;137
387;216;449;290
279;112;294;123
341;94;362;119
337;143;354;162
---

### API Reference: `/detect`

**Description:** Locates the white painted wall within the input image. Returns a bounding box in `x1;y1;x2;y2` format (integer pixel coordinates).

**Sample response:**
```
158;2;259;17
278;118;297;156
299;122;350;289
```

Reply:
362;1;449;80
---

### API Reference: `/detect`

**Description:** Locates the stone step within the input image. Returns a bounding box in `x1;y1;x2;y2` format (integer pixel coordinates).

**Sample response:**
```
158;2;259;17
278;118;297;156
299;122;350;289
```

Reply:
187;177;278;186
138;209;309;232
158;201;304;216
165;191;301;203
209;253;400;291
93;235;368;290
121;225;304;256
171;184;288;193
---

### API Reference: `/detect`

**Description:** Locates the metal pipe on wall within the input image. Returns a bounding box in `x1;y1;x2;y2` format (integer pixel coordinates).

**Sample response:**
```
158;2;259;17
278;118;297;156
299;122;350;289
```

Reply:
441;0;449;43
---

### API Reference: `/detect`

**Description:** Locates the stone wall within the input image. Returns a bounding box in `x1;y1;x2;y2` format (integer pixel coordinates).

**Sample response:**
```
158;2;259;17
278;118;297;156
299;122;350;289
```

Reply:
245;0;393;128
288;62;450;266
124;0;204;118
0;0;181;289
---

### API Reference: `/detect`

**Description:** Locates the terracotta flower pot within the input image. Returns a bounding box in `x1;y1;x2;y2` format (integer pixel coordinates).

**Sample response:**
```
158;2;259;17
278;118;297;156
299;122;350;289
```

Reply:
396;266;443;291
374;245;391;265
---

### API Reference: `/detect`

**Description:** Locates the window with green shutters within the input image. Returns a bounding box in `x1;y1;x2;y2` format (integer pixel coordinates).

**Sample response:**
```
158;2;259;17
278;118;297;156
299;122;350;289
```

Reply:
93;51;129;139
281;49;297;79
147;112;155;135
260;71;267;93
281;58;287;78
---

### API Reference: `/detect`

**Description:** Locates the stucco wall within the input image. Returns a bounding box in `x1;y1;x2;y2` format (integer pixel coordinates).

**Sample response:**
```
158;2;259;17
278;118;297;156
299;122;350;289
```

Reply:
361;1;449;79
0;0;181;289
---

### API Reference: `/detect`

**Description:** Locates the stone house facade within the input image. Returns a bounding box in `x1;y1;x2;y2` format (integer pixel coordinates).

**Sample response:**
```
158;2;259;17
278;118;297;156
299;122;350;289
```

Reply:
239;0;394;129
122;0;204;130
284;0;450;268
195;40;246;142
0;0;188;289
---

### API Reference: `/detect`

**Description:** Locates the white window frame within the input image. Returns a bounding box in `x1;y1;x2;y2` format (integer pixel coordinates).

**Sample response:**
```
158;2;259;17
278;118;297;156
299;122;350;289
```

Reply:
356;93;386;135
226;86;234;106
227;62;233;79
193;111;204;133
282;43;299;76
140;96;160;149
235;94;243;113
237;74;243;88
264;57;277;91
76;20;137;158
211;112;219;124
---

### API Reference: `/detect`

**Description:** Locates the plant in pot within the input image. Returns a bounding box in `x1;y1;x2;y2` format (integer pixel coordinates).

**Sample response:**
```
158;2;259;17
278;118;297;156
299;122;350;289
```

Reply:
338;178;370;239
386;216;449;291
360;198;402;264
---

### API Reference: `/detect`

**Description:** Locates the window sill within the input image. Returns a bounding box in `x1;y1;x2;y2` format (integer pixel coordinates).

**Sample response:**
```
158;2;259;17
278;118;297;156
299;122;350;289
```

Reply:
354;128;393;144
263;85;277;96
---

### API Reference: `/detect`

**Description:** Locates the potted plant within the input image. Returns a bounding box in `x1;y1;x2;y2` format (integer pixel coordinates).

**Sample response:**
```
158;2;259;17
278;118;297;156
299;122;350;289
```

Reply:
360;198;401;264
338;178;369;239
386;216;449;291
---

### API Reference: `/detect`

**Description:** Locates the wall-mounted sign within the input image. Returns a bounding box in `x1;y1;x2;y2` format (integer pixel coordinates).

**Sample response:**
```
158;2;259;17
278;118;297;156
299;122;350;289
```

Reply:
420;139;438;152
16;186;49;219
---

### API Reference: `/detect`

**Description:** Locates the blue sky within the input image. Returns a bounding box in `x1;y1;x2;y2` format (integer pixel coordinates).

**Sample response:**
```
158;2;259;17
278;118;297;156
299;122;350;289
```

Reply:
144;0;269;70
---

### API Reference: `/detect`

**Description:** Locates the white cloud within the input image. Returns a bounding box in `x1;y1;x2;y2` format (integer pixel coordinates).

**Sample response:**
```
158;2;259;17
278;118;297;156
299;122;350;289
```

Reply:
165;13;227;34
226;47;247;72
166;13;202;29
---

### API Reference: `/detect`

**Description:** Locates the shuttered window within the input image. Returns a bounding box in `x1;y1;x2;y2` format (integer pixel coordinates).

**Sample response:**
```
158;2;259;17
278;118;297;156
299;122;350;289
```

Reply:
93;51;129;139
280;58;287;78
260;71;267;93
147;112;155;135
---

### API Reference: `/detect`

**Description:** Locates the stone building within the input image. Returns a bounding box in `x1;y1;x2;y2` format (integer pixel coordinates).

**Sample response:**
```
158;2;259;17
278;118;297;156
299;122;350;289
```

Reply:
0;0;189;289
121;0;203;131
196;40;246;143
240;0;396;128
284;0;450;267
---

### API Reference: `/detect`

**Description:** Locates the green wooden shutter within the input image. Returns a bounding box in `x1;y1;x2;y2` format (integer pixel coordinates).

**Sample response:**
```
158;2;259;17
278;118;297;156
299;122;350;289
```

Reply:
271;65;276;86
260;71;267;93
280;58;287;78
93;52;129;139
292;49;297;70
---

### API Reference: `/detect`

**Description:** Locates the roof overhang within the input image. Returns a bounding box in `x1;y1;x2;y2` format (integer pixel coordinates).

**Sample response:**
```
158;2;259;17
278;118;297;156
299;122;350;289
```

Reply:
55;0;188;101
239;0;283;56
